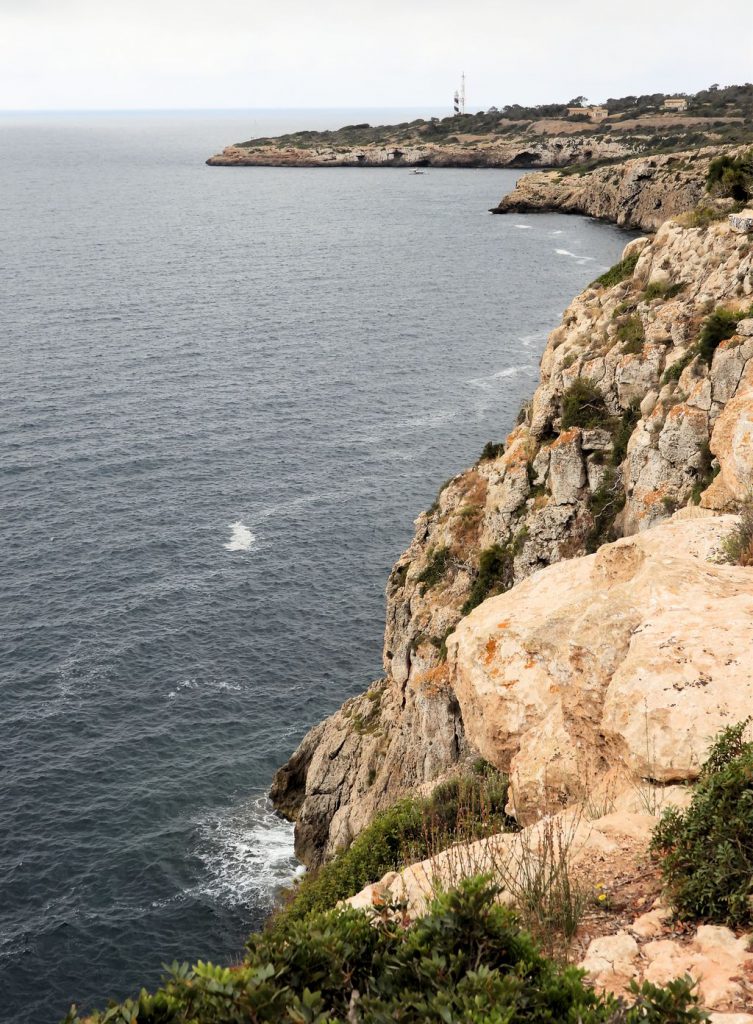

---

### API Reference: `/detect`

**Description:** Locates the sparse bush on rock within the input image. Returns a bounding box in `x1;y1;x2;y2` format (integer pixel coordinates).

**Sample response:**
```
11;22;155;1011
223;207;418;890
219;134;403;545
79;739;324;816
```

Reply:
651;720;753;926
274;765;514;927
591;250;640;288
723;504;753;566
561;379;612;431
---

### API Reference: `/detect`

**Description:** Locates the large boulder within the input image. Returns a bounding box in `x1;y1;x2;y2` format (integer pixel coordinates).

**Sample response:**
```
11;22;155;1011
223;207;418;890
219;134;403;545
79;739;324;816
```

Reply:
446;515;753;822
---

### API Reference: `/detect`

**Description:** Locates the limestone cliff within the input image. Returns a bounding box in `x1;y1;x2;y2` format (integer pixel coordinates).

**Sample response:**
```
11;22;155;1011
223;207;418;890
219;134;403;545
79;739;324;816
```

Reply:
271;170;753;867
208;134;632;169
491;150;717;231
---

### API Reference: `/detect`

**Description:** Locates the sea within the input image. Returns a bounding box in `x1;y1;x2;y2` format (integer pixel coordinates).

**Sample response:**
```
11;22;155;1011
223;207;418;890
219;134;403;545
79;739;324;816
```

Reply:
0;108;631;1023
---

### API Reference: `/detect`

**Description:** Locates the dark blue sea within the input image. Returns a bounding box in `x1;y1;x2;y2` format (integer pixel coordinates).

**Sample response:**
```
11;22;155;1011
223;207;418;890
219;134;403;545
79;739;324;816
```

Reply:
0;109;630;1023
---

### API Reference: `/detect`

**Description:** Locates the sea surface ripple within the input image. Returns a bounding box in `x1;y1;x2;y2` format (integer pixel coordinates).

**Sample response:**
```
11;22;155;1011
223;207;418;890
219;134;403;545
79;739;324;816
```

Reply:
0;109;631;1023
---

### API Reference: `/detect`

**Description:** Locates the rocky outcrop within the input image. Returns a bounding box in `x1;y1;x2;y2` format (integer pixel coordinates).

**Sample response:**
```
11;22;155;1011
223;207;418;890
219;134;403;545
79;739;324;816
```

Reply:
272;207;753;867
447;514;753;821
492;151;716;231
207;135;632;169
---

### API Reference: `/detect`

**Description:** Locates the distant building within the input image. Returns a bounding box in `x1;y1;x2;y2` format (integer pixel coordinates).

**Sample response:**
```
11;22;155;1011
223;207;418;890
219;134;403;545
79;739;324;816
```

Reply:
730;209;753;233
567;106;609;121
663;97;688;112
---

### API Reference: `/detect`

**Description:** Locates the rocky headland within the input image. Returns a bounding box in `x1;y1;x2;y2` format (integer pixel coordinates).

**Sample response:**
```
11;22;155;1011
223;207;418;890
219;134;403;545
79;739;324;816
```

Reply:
206;86;753;169
491;149;715;230
271;151;753;868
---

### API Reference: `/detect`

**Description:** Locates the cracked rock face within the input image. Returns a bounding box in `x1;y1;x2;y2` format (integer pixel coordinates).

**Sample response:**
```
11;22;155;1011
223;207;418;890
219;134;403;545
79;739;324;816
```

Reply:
447;515;753;822
271;189;753;867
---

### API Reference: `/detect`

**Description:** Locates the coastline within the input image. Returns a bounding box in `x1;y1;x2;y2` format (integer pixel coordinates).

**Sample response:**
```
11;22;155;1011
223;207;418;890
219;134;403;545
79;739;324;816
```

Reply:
268;144;753;868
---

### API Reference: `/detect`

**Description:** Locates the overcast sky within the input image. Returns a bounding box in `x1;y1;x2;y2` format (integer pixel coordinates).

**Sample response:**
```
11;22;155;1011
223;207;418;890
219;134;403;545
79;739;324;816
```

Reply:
2;0;752;111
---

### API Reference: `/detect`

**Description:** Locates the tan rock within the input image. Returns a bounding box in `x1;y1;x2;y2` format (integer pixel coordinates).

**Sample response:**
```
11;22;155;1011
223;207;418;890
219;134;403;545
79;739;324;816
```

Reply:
703;372;753;509
447;516;753;819
581;932;640;992
630;907;672;938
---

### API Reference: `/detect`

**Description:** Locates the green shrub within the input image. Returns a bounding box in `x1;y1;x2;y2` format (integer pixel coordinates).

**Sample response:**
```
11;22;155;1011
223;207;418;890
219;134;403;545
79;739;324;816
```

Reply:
586;468;626;552
722;504;753;566
561;379;611;431
611;401;641;465
416;546;451;591
616;313;645;354
591;250;639;288
479;440;505;461
277;767;514;926
706;149;753;201
697;308;743;364
643;280;686;301
662;348;696;384
680;205;729;229
689;441;718;505
651;721;753;926
462;542;517;614
68;878;710;1024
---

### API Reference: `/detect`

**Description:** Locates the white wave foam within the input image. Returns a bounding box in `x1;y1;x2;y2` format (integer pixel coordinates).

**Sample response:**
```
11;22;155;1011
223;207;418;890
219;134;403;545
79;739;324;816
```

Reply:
514;224;532;230
550;229;564;236
466;365;525;389
224;520;255;552
555;248;595;263
195;797;298;909
520;332;548;348
168;677;242;699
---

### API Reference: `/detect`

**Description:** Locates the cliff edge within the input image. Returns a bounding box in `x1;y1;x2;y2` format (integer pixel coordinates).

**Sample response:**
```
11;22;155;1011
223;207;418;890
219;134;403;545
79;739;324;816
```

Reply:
271;154;753;868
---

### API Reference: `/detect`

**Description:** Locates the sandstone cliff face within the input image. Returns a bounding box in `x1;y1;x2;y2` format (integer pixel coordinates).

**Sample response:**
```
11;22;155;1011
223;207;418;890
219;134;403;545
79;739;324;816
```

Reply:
207;135;632;169
272;200;753;867
492;151;715;231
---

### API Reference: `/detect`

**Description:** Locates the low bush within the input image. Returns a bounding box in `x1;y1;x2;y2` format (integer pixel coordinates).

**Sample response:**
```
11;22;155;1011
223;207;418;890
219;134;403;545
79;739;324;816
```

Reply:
706;149;753;201
416;546;451;591
68;878;710;1024
697;307;743;364
479;440;505;461
611;401;641;465
586;468;626;552
643;280;686;301
276;765;514;926
662;348;696;384
616;313;645;354
723;504;753;566
591;250;640;288
678;205;729;229
561;379;612;431
462;541;517;614
651;721;753;926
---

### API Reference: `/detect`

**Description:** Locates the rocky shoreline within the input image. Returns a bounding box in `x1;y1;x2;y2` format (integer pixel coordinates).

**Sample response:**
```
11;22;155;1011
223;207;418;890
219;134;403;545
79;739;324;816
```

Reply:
206;134;632;169
269;146;753;869
491;149;717;231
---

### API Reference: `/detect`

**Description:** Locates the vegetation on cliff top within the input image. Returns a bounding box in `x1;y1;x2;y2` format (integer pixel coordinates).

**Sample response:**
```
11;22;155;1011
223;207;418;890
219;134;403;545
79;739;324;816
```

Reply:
235;83;753;153
68;878;710;1024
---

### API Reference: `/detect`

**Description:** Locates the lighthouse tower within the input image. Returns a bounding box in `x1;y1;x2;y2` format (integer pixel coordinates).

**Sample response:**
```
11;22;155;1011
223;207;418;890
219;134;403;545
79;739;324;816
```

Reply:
453;73;466;115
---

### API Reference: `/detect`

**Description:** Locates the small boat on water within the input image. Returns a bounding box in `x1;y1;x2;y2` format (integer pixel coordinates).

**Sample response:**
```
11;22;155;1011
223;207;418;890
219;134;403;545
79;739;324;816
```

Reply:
411;169;426;175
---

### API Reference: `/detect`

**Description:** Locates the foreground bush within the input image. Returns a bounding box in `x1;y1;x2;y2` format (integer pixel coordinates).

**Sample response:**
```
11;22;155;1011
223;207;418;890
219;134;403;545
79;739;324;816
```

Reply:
276;765;514;926
651;721;753;926
723;504;753;566
66;878;709;1024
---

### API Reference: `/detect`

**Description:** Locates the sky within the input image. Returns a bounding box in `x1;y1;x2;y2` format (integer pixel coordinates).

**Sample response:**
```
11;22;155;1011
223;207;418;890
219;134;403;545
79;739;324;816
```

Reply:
1;0;752;111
